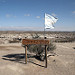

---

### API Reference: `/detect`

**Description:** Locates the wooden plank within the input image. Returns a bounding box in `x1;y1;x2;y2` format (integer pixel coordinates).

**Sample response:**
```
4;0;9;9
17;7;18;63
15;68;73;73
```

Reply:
45;45;47;68
25;45;27;64
22;39;50;45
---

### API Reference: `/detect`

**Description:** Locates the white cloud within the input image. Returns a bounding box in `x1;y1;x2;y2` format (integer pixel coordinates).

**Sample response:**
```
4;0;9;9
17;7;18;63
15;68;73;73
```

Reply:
6;14;17;18
51;13;57;17
72;11;75;14
0;26;75;31
0;26;43;31
36;16;40;19
24;14;30;17
6;14;11;18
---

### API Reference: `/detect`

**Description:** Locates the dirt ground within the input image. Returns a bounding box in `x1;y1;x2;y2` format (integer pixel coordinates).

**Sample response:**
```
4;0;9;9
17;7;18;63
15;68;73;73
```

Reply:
0;42;75;75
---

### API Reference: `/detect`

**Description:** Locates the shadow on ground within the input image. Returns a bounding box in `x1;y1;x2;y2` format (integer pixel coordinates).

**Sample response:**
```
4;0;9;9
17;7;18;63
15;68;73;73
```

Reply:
2;53;45;67
73;47;75;49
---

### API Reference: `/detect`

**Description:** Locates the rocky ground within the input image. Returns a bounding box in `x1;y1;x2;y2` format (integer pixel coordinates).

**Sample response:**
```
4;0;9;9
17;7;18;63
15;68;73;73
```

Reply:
0;42;75;75
0;31;75;44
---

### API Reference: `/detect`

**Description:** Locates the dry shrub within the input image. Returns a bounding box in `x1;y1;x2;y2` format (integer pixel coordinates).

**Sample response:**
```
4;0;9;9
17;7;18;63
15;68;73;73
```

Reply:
27;41;56;61
55;37;75;43
9;38;22;43
9;40;20;43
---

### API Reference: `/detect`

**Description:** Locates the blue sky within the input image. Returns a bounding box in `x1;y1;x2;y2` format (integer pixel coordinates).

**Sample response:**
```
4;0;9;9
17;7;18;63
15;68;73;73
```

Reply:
0;0;75;31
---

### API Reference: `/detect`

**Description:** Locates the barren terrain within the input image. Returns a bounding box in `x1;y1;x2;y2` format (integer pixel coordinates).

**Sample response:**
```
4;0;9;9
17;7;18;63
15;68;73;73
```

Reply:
0;31;75;75
0;42;75;75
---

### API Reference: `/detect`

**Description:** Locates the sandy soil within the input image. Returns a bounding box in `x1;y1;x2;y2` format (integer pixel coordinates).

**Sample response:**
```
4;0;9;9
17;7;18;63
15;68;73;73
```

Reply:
0;42;75;75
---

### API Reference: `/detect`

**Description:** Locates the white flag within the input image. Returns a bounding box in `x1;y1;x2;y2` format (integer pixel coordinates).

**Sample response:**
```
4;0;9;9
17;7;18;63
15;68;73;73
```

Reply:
45;13;58;29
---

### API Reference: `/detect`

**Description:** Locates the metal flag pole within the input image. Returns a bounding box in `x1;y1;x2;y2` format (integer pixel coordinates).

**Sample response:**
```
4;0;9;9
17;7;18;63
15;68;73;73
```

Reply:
44;25;46;39
44;13;46;39
44;13;47;68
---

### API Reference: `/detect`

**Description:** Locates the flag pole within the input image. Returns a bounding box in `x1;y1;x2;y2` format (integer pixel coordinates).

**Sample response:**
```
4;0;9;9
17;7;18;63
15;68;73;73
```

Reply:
44;13;47;68
44;13;46;39
44;25;46;39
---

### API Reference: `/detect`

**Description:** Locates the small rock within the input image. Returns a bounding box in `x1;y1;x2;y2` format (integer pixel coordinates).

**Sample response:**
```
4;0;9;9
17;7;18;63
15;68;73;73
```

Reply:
53;60;56;62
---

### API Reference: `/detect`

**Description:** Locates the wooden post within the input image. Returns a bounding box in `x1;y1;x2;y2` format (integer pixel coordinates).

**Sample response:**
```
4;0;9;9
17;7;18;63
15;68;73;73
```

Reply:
22;39;49;67
45;45;47;68
25;45;27;64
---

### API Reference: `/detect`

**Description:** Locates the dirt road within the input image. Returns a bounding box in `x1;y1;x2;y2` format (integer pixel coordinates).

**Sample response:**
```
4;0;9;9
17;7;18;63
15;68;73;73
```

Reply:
0;43;75;75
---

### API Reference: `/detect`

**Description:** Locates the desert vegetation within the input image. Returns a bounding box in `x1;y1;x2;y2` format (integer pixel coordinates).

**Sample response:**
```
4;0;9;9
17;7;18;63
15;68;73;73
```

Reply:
0;31;74;60
0;31;75;44
0;31;75;75
27;41;56;61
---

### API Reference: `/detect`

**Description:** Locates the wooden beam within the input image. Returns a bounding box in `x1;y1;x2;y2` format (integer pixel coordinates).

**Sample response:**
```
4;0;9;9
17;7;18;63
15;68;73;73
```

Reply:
25;45;27;64
45;45;47;68
22;39;50;45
